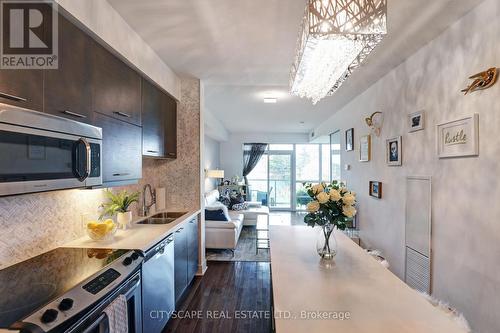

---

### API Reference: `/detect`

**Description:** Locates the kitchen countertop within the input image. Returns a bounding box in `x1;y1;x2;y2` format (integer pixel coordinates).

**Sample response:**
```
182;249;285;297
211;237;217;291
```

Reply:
65;209;201;252
269;226;467;333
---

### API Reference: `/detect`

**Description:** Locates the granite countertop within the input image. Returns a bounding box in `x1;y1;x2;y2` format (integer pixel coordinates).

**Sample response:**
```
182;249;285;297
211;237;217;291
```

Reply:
65;209;201;252
269;225;467;333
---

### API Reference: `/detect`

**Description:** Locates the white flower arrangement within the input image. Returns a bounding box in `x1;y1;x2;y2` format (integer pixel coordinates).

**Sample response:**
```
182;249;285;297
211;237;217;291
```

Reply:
304;181;357;230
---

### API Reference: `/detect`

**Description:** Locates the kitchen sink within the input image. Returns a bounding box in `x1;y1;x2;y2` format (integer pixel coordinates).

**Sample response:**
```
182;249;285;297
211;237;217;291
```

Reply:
150;211;187;219
137;217;176;225
136;211;187;225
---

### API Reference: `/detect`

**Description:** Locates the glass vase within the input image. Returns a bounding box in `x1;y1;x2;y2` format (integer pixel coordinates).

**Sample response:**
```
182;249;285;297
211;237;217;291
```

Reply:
316;224;337;260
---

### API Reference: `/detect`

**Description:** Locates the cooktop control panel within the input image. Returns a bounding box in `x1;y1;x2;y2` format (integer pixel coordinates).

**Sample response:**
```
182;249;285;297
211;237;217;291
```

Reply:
82;268;121;295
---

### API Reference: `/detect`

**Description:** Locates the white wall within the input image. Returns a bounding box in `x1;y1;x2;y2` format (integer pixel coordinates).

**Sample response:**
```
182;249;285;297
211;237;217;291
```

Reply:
312;0;499;332
219;132;310;179
204;108;229;142
55;0;181;100
204;136;221;191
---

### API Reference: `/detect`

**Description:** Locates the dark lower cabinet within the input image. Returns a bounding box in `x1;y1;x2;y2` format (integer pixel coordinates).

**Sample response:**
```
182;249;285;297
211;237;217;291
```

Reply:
174;218;199;305
0;69;43;111
44;15;91;122
174;225;188;304
92;112;142;185
187;218;199;281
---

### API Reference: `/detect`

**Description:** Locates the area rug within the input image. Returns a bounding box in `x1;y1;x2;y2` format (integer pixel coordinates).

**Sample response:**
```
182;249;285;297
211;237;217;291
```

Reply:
206;226;270;262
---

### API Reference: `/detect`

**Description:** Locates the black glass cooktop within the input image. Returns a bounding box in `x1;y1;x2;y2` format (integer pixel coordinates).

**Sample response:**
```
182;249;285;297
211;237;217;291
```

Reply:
0;247;128;328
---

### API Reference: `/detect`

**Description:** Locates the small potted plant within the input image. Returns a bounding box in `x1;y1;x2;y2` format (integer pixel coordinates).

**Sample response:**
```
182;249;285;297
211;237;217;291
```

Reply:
100;189;140;230
304;181;357;259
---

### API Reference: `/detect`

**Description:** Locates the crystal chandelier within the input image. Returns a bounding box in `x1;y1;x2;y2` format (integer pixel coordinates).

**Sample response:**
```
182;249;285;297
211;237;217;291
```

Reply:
290;0;387;104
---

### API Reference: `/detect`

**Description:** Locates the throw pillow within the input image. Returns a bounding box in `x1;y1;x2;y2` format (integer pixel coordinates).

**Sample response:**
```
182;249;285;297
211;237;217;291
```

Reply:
231;202;249;211
218;193;231;207
205;209;229;221
206;202;231;221
229;193;244;207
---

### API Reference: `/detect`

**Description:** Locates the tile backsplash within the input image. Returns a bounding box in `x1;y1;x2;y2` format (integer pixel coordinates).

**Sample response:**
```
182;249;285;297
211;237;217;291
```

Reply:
0;77;201;269
0;188;107;269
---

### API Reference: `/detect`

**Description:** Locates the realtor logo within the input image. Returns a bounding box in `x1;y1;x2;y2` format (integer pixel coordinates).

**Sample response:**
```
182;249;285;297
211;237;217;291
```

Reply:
0;0;58;69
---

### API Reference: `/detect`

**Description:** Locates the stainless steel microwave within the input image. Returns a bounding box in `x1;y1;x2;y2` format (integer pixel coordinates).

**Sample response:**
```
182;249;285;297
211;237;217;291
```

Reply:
0;104;102;196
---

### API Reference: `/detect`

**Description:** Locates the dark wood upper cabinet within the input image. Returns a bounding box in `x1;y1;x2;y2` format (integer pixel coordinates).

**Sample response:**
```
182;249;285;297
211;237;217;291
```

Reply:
44;15;92;122
91;40;141;126
142;78;177;159
0;69;43;111
163;92;177;158
142;79;165;157
93;112;142;184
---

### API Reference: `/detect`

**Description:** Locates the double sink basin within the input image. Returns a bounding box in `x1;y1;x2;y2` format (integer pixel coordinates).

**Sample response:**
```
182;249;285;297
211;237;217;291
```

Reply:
136;211;187;225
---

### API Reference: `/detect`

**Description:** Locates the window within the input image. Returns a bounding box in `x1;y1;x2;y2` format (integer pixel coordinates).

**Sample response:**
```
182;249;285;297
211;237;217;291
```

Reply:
330;131;341;181
245;141;341;211
268;144;294;151
296;144;319;181
321;143;331;182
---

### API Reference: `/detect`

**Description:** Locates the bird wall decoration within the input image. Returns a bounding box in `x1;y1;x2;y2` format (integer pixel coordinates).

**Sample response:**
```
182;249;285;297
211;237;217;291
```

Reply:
461;67;498;95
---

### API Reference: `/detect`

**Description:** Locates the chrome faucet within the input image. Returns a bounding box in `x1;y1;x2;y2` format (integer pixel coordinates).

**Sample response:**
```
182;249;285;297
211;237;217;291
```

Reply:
142;184;156;216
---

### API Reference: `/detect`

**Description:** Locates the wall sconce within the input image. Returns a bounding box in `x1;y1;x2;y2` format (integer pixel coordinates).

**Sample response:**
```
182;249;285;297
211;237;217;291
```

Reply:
206;169;225;186
365;111;384;137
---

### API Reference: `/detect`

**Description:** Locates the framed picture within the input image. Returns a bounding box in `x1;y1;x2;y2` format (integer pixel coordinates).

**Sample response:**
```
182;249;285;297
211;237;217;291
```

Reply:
437;114;479;158
386;136;402;166
345;128;354;151
359;135;371;162
369;181;382;199
409;111;424;132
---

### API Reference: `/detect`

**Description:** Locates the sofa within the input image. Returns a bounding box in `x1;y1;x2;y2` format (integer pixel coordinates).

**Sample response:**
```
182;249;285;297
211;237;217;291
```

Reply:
204;190;270;250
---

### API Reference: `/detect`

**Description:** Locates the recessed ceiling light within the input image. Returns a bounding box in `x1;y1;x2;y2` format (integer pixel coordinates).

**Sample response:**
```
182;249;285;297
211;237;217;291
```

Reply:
264;97;277;104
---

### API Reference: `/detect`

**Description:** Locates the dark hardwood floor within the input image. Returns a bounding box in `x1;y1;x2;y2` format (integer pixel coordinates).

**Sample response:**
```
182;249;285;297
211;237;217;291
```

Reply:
164;261;272;333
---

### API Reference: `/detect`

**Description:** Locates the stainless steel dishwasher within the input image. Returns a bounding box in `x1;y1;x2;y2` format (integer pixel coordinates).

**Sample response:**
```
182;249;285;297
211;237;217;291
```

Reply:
142;234;175;333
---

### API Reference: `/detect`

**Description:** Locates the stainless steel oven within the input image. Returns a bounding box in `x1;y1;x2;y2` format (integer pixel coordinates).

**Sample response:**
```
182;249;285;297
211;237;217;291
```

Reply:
67;271;143;333
0;103;102;196
2;248;143;333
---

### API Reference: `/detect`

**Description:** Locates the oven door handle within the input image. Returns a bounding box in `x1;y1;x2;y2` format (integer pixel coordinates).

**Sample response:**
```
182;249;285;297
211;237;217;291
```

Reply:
81;313;108;333
73;138;91;181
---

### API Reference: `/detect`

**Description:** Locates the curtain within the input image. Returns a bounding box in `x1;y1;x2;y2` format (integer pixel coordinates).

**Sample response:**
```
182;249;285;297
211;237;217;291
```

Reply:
242;143;268;185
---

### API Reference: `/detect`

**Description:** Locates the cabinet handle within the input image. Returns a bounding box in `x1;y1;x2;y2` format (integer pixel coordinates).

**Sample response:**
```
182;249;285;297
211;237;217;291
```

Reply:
62;110;87;118
176;228;184;233
0;92;27;102
147;150;159;153
167;152;176;156
112;173;131;177
113;111;132;118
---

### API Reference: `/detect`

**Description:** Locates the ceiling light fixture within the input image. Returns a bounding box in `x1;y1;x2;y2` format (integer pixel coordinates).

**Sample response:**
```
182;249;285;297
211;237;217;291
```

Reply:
290;0;387;104
264;97;278;104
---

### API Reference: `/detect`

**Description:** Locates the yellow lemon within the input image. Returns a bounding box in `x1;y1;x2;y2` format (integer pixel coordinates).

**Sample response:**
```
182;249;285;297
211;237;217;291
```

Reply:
104;219;115;232
106;223;115;232
87;221;99;229
94;223;108;237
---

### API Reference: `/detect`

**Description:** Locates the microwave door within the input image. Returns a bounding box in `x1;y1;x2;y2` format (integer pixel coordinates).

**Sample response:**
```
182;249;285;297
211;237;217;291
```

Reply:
0;126;87;196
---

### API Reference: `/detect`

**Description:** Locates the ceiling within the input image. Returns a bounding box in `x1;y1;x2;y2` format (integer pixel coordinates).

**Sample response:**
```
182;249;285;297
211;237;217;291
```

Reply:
108;0;485;134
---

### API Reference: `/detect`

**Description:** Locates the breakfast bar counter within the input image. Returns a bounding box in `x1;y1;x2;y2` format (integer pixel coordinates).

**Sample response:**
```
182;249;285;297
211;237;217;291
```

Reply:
269;226;466;333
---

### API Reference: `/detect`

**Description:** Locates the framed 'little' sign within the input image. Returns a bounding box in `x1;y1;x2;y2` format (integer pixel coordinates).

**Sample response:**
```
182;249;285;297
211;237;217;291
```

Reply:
437;114;479;158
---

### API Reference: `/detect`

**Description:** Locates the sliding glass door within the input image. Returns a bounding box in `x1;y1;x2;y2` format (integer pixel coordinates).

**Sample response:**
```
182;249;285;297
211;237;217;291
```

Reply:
246;142;338;211
268;153;292;209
